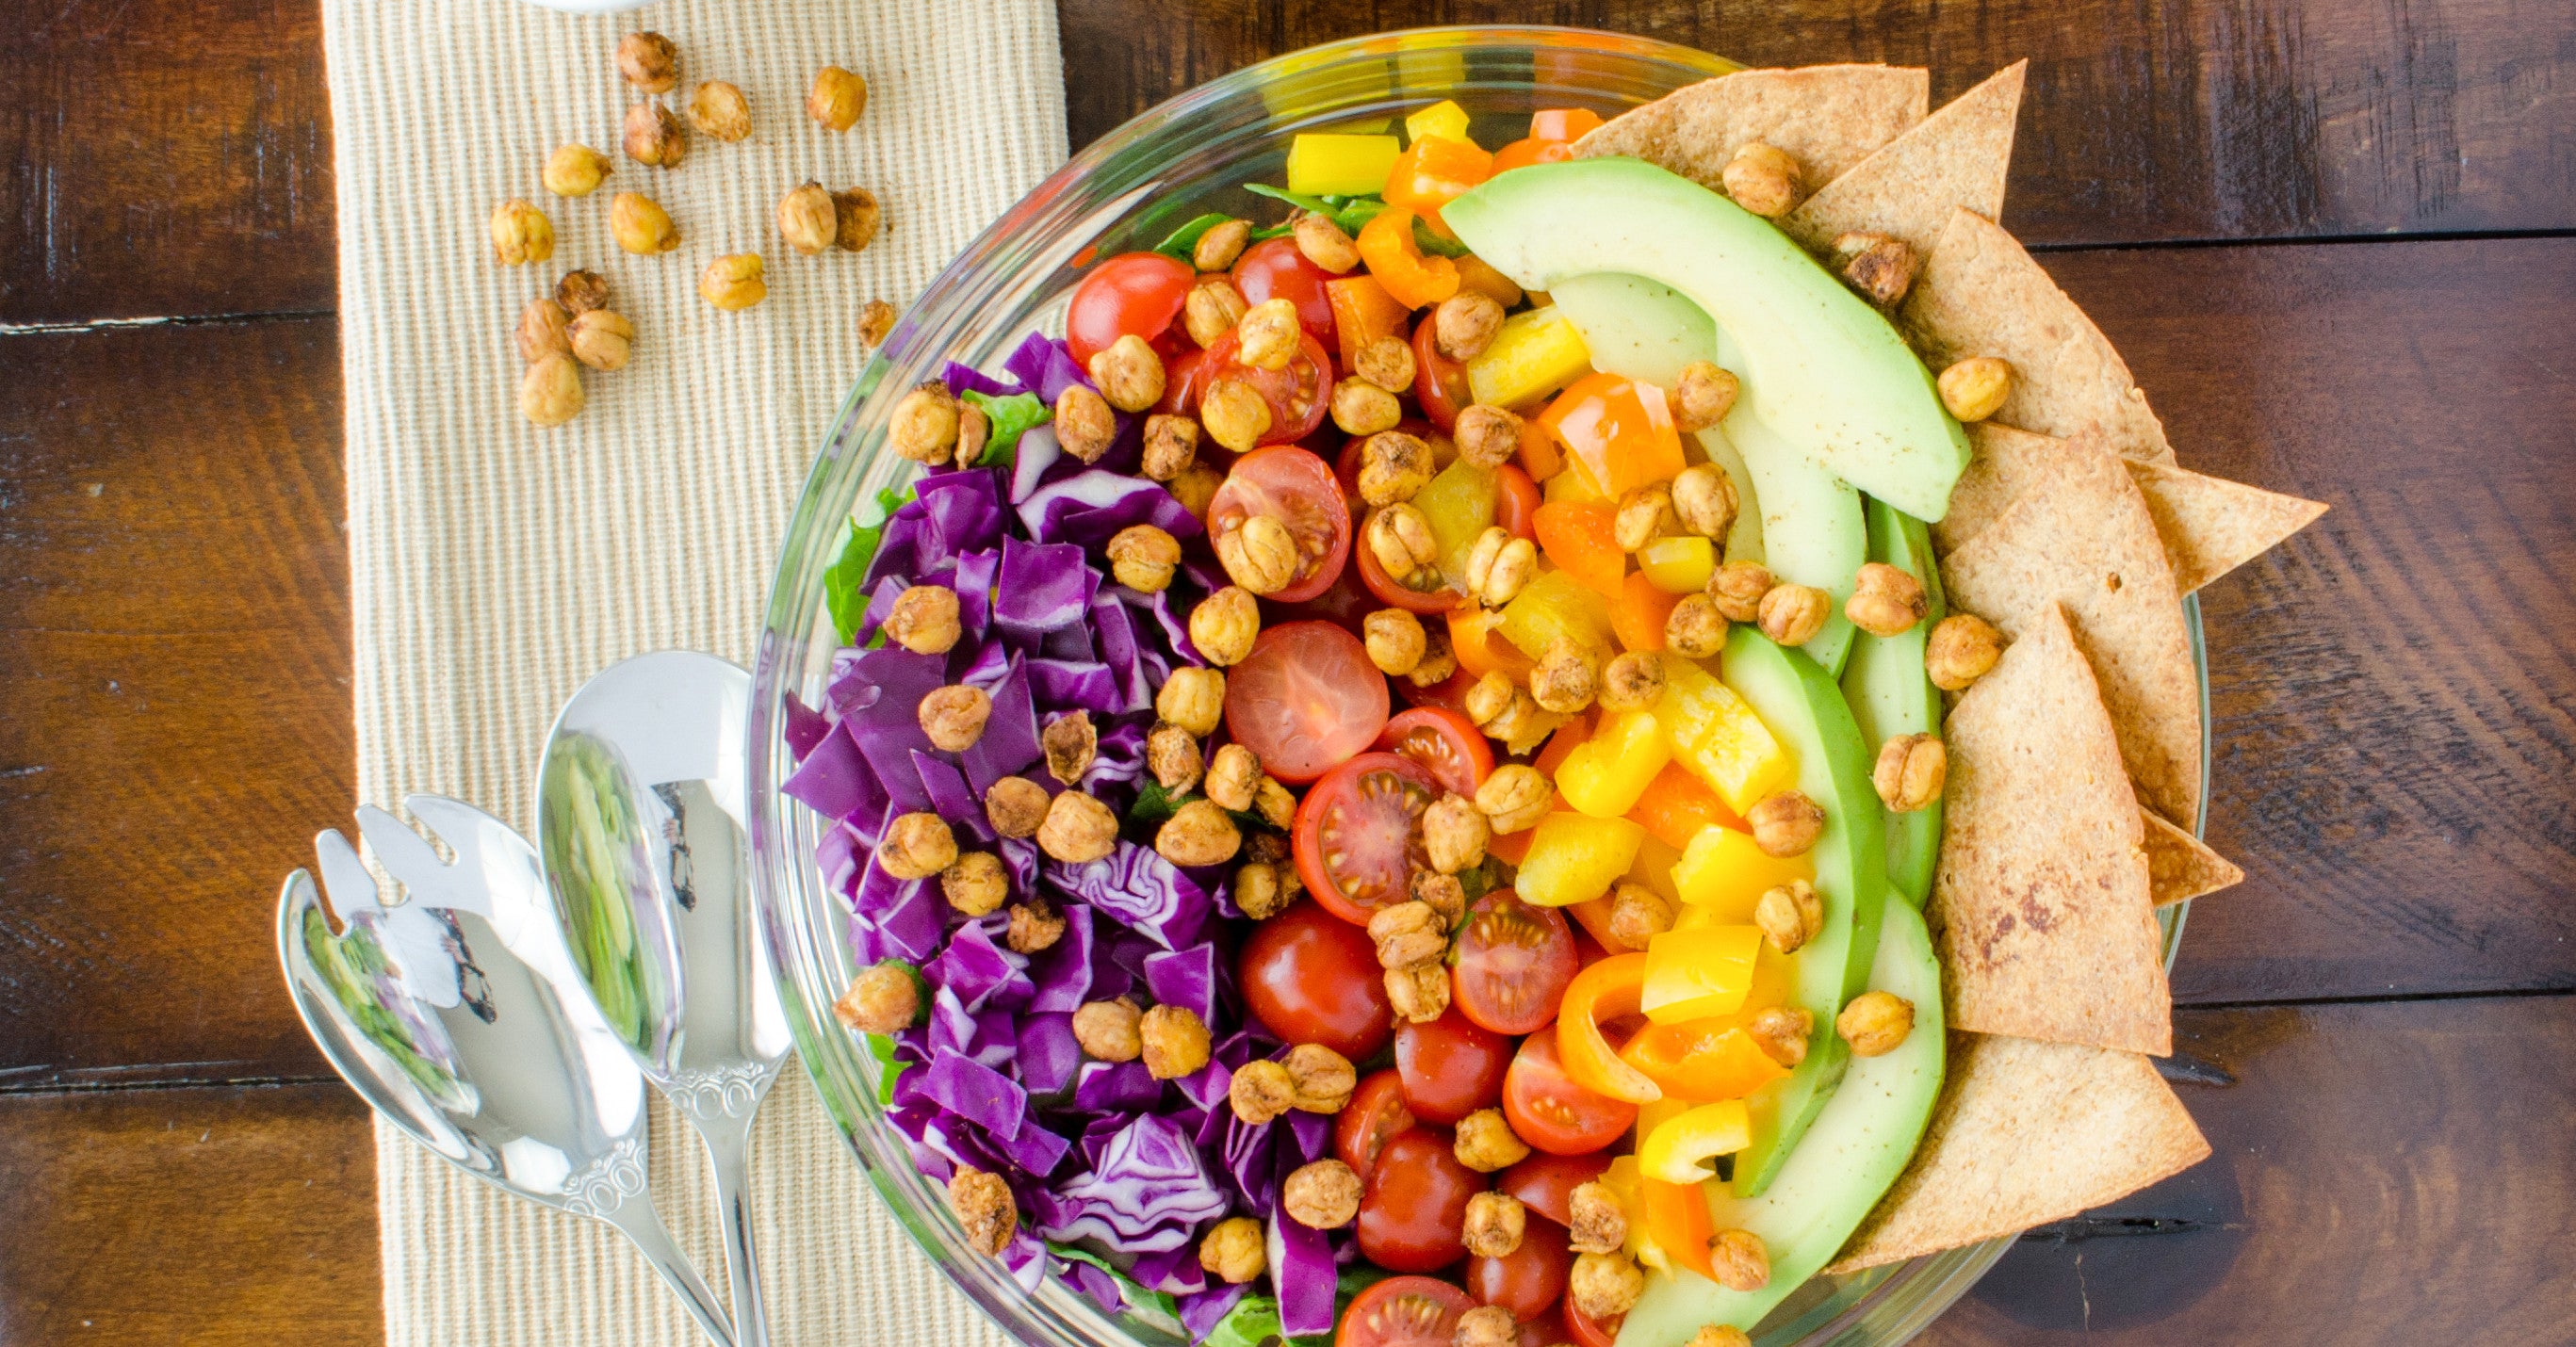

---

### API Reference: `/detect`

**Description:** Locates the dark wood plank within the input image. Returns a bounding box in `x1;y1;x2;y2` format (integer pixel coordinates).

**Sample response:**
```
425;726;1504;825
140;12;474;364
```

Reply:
1057;0;2576;249
0;316;351;1089
0;0;334;325
1925;994;2576;1343
0;1081;377;1345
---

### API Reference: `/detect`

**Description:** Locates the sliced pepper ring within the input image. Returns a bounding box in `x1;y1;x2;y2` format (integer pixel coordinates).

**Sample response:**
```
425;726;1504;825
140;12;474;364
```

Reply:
1553;953;1662;1104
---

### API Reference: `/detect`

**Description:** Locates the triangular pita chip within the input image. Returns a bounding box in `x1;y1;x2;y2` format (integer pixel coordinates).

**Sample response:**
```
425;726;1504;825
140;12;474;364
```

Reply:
1781;60;2028;257
1940;438;2204;828
1901;208;2176;464
1930;421;2081;555
2128;459;2329;593
1573;64;1929;196
1932;602;2172;1055
2142;809;2244;906
1825;1031;2210;1274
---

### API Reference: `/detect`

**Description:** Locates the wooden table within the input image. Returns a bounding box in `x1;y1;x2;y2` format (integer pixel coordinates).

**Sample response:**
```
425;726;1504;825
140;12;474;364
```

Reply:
4;1;2570;1341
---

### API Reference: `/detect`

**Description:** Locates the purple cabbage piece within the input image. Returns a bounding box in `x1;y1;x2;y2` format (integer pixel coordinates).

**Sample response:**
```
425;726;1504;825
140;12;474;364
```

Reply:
887;1102;956;1182
829;646;948;728
815;820;863;901
858;575;909;642
1172;1059;1231;1114
865;471;1006;592
954;547;999;637
1003;333;1146;475
1016;469;1200;550
994;536;1098;645
1017;1013;1082;1096
999;835;1043;901
1026;901;1095;1013
1010;424;1064;503
858;874;946;964
921;1049;1027;1140
784;693;833;762
1000;1232;1047;1293
1126;586;1209;669
1071;1061;1162;1114
1042;622;1096;663
924;917;1032;1013
1037;1114;1231;1254
1270;1210;1340;1337
1088;593;1153;713
1027;660;1119;714
927;987;979;1061
1143;945;1219;1026
913;751;995;847
960;655;1042;793
1221;1112;1280;1211
1284;1107;1332;1162
1179;1284;1253;1339
1066;1259;1125;1316
939;359;1025;401
986;1115;1071;1177
1133;1244;1208;1296
1045;843;1212;950
780;722;879;825
1080;717;1149;803
1075;1110;1134;1170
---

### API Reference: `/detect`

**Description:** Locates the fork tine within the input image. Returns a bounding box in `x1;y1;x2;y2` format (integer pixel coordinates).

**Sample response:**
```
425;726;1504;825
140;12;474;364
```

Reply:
356;804;452;904
313;829;381;927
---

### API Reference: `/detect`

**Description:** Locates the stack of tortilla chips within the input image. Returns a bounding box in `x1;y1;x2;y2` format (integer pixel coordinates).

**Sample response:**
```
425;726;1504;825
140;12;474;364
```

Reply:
1577;64;2325;1271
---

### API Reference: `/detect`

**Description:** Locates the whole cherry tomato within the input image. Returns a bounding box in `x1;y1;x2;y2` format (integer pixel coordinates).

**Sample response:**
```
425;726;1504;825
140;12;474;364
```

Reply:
1238;897;1394;1062
1337;1275;1476;1347
1066;252;1194;365
1156;346;1210;415
1373;706;1492;797
1232;235;1340;349
1452;890;1578;1036
1466;1215;1571;1321
1502;1029;1637;1156
1496;1151;1614;1227
1357;1128;1482;1273
1395;1004;1513;1126
1293;751;1437;924
1336;1068;1417;1183
1395;665;1479;717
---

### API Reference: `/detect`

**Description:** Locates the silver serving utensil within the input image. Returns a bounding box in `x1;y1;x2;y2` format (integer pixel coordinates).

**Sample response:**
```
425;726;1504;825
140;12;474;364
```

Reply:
276;795;737;1347
535;652;786;1347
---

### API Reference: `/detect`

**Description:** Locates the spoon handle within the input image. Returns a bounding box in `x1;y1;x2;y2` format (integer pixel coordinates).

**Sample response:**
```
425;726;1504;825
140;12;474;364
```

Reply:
598;1190;740;1347
696;1114;772;1347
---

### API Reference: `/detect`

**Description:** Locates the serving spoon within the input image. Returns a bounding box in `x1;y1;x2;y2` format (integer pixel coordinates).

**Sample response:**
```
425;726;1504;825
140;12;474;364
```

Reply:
276;795;737;1347
535;651;786;1347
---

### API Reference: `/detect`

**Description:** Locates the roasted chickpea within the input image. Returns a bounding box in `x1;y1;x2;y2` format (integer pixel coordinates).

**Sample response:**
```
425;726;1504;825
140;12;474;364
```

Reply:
1203;744;1262;812
1453;403;1524;470
1363;608;1428;676
1614;484;1679;552
1434;291;1505;361
1606;882;1673;949
609;191;679;254
1368;901;1448;969
1042;710;1098;786
1671;361;1740;432
1147;722;1204;793
622;102;686;169
878;812;957;880
1193;219;1251;272
776;181;839;254
1530;638;1599;714
1106;524;1182;592
882;584;961;654
1423;792;1490;875
1836;231;1918;308
1475;765;1555;834
1200;379;1273;453
1331;380;1404;436
686;81;752;141
1708;560;1776;624
543;144;611;198
1708;1228;1771;1292
1157;667;1227;737
489;199;554;266
1462;1192;1527;1258
1293;211;1361;273
1237;298;1303;370
1199;1216;1267;1284
1748;790;1825;858
832;961;921;1033
1385;962;1451;1023
1036;790;1119;864
1665;592;1729;659
1571;1253;1646;1319
1284;1042;1357;1112
1750;1005;1814;1068
1939;356;2013;422
984;775;1052;838
1452;1107;1531;1172
947;1168;1017;1258
1753;880;1823;954
515;298;572;364
614;31;678;92
1281;1159;1362;1228
1357;430;1434;507
1088;334;1166;413
833;187;883;252
1597;651;1666;713
697;252;766;311
1353;335;1416;393
807;65;869;131
1184;279;1249;349
1157;799;1242;868
1671;463;1740;541
1837;990;1916;1058
1141;414;1200;482
1846;561;1929;637
918;684;992;752
1215;513;1297;594
1925;613;2004;690
941;851;1010;917
1720;140;1801;218
1872;733;1947;812
1054;384;1117;463
1757;583;1833;647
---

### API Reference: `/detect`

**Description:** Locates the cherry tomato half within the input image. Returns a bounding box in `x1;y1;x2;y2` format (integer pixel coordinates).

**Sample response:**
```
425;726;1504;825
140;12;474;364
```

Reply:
1503;1029;1638;1156
1494;463;1542;539
1336;1068;1417;1183
1294;751;1436;924
1516;1306;1573;1347
1452;889;1578;1036
1238;897;1394;1062
1374;706;1492;797
1356;507;1466;614
1232;235;1341;349
1066;252;1194;366
1395;665;1479;717
1565;1298;1622;1347
1412;312;1474;432
1271;536;1378;640
1466;1215;1571;1321
1155;345;1210;415
1338;1275;1476;1347
1395;1004;1513;1126
1496;1151;1614;1227
1207;446;1352;604
1203;330;1334;446
1357;1128;1482;1273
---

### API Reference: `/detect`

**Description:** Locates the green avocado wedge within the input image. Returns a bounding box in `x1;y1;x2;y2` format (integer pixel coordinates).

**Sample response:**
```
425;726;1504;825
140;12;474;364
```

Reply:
1443;158;1971;522
1546;271;1864;674
1613;901;1946;1347
1841;497;1948;906
1717;626;1888;1197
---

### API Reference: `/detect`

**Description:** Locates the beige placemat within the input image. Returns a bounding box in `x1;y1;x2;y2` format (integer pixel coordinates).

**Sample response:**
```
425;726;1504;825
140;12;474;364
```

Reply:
321;1;1064;1341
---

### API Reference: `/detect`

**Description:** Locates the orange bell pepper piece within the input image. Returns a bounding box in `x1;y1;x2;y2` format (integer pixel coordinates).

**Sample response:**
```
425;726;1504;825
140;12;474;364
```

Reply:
1639;1173;1717;1280
1568;893;1627;952
1357;207;1460;310
1620;1020;1790;1103
1609;569;1682;654
1532;499;1626;596
1455;254;1524;308
1538;372;1688;497
1530;108;1606;142
1555;954;1662;1104
1515;413;1565;481
1447;605;1534;682
1534;711;1594;780
1625;762;1741;851
1326;274;1413;370
1384;135;1495;225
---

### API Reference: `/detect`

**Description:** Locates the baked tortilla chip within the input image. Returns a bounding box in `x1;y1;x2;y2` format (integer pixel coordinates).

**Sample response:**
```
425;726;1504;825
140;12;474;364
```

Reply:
1781;60;2027;258
1932;602;2172;1055
1931;421;2079;555
1572;64;1929;197
1901;208;2177;465
2128;458;2329;593
1825;1031;2210;1274
2142;808;2245;906
1940;437;2204;827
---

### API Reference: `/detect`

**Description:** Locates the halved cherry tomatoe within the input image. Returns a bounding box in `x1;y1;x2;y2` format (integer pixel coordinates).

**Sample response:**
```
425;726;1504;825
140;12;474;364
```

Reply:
1336;1068;1416;1182
1395;664;1478;717
1355;503;1465;614
1207;446;1351;604
1227;622;1385;786
1065;252;1194;365
1374;706;1492;796
1412;310;1475;431
1292;751;1434;923
1232;235;1340;349
1394;1004;1512;1126
1337;1274;1476;1347
1565;1297;1623;1347
1503;1028;1638;1157
1496;1150;1614;1227
1357;1128;1480;1274
1452;889;1578;1036
1466;1214;1572;1321
1237;896;1393;1062
1202;330;1334;446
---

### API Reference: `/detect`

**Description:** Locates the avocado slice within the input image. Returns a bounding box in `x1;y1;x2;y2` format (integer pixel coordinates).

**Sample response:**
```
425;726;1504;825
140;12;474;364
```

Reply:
1717;626;1888;1196
1840;497;1948;906
1444;158;1971;523
1547;271;1865;673
1614;901;1946;1346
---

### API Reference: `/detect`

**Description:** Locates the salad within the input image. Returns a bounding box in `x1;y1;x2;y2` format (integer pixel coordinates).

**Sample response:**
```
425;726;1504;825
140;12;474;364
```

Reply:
787;58;2322;1347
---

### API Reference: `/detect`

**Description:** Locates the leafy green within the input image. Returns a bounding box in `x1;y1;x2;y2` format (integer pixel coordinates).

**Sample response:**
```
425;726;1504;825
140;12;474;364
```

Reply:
1201;1267;1394;1347
1049;1244;1181;1325
1152;212;1238;261
1244;187;1464;258
1242;182;1340;216
961;390;1050;472
822;484;916;645
1127;778;1263;835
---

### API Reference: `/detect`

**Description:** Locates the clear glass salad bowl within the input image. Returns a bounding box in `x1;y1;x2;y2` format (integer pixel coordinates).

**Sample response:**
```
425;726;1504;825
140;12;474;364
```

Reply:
747;25;2198;1347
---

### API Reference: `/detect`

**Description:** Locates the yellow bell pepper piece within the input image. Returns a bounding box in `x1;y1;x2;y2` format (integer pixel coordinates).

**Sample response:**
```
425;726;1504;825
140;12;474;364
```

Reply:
1655;658;1795;815
1637;535;1717;593
1557;709;1671;818
1637;1100;1753;1184
1669;824;1816;923
1405;99;1474;146
1286;133;1403;197
1515;812;1646;908
1542;458;1608;503
1465;306;1592;410
1598;1154;1659;1267
1641;924;1763;1024
1497;568;1615;661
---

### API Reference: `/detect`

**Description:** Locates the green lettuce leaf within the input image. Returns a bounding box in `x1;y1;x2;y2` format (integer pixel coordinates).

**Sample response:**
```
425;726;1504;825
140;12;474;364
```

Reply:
822;485;914;644
961;389;1050;471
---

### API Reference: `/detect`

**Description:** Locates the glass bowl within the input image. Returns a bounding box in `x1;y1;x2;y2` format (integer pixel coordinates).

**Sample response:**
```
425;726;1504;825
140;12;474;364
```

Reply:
747;24;2197;1347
